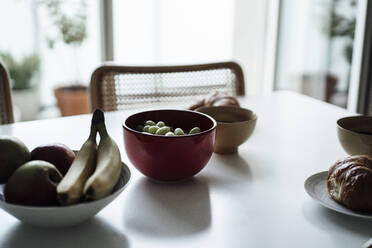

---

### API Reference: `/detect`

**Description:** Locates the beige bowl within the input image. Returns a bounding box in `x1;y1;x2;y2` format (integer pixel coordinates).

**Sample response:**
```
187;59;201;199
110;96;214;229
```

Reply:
196;106;257;154
337;116;372;156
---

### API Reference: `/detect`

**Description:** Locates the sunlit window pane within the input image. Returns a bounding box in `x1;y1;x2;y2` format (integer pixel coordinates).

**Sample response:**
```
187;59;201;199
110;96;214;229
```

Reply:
275;0;357;108
113;0;234;65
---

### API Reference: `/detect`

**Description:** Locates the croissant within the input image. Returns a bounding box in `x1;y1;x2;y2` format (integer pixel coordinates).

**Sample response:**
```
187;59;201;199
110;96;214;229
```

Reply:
327;155;372;212
189;91;240;110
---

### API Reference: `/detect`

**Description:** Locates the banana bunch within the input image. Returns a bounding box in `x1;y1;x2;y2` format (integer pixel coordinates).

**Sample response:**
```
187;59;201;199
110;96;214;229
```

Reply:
57;109;122;205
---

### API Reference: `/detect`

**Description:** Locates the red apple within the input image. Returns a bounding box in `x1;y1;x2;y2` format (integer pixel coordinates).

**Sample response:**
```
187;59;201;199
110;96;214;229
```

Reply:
31;143;75;175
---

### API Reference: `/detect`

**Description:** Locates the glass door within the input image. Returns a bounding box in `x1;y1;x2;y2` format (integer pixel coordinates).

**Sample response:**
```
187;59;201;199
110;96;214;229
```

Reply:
274;0;358;108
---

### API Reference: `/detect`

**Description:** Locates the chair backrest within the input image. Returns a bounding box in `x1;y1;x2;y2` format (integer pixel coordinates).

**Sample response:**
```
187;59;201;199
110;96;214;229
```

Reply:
90;61;245;111
0;62;14;124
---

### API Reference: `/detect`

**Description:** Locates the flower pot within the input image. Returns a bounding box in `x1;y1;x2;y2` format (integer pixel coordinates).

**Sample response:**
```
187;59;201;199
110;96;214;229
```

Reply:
54;85;90;116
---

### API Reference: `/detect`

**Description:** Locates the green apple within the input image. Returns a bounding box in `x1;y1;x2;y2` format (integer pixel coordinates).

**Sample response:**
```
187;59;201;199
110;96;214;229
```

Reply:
4;160;63;206
0;135;30;183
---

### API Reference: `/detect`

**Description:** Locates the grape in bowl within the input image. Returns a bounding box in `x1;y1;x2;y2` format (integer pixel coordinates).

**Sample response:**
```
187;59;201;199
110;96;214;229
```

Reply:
122;109;217;181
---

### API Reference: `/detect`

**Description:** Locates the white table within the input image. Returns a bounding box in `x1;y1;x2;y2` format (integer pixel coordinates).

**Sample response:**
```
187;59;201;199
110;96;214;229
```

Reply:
0;91;371;248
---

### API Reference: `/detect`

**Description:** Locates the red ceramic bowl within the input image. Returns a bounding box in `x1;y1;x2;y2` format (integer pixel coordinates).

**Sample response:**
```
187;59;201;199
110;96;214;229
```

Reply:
123;109;216;181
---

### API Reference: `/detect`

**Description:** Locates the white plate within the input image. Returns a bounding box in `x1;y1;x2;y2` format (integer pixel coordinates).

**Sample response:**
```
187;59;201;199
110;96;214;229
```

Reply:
304;171;372;220
0;163;131;227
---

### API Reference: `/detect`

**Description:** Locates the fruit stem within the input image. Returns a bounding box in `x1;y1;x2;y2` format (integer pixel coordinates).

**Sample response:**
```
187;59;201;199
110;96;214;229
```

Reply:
85;187;95;200
92;109;109;138
89;110;102;141
88;124;98;141
92;109;104;125
97;123;109;138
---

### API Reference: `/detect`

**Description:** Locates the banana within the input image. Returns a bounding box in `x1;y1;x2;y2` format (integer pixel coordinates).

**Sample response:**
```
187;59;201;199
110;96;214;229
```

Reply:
83;109;122;200
56;112;99;205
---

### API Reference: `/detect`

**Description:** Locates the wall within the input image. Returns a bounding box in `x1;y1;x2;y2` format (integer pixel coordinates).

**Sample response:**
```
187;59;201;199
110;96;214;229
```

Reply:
233;0;271;95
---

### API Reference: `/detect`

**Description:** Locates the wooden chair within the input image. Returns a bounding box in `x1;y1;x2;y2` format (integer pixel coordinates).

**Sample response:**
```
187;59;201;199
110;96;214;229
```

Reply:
90;61;245;111
0;62;14;124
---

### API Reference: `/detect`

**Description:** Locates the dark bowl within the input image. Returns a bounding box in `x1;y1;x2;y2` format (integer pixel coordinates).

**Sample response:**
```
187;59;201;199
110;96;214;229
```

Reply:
123;109;216;181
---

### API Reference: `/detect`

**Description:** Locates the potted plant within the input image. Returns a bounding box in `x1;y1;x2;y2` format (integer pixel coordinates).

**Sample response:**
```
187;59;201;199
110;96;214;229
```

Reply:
328;0;356;65
42;0;90;116
322;0;356;104
0;52;41;121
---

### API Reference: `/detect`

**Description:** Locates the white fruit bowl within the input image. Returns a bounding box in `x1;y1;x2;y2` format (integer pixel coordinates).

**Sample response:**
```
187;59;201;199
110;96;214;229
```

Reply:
0;163;131;228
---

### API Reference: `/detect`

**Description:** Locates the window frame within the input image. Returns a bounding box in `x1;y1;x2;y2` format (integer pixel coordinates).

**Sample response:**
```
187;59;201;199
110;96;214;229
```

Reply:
353;0;372;114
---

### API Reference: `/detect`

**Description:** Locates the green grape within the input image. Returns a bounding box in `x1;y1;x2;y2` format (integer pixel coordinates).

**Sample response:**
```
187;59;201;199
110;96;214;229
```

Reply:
189;127;201;134
155;126;171;135
145;120;156;126
148;126;159;134
174;128;185;136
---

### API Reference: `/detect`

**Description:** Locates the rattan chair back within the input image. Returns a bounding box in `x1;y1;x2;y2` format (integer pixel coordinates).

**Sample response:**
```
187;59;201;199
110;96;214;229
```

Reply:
0;62;14;124
90;62;244;111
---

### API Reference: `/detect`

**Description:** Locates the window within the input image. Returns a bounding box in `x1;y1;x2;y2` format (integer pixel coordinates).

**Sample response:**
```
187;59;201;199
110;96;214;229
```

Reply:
0;0;100;120
113;0;234;65
275;0;357;108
